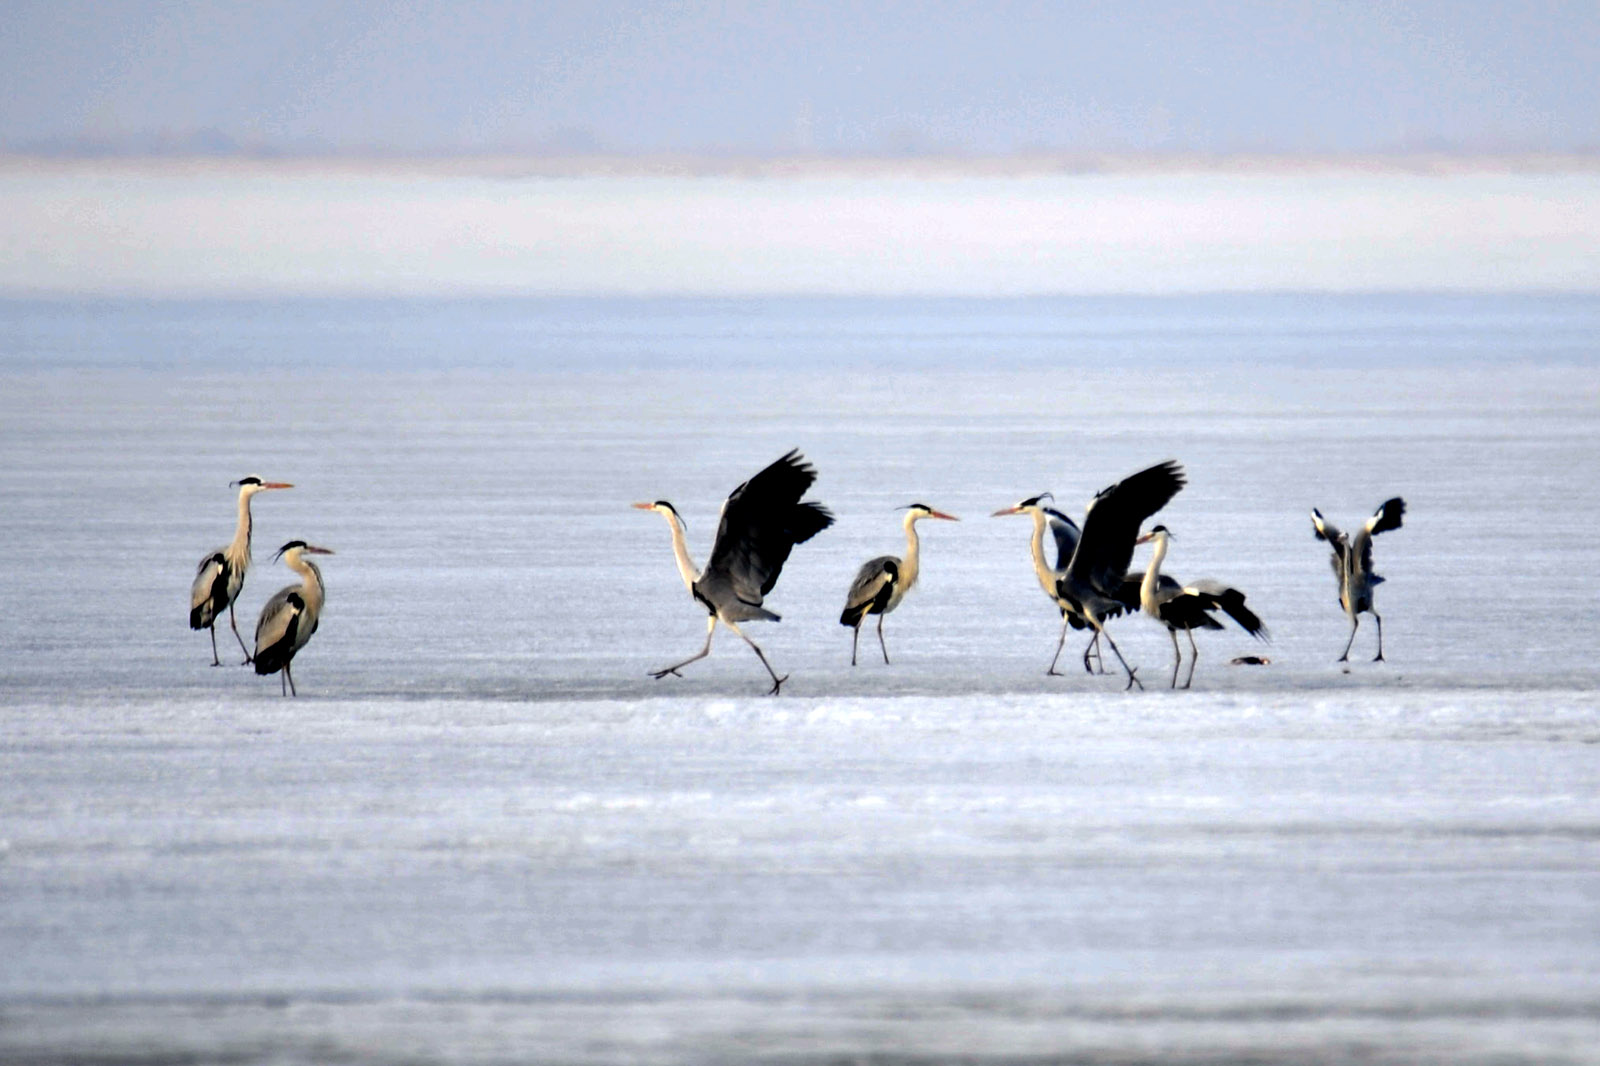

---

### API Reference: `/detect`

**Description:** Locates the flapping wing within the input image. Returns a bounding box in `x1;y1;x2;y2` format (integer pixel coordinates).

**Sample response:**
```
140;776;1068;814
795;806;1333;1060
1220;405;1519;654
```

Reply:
1353;497;1405;577
1042;507;1081;572
1311;508;1350;589
1067;460;1186;595
704;449;835;604
1185;579;1269;640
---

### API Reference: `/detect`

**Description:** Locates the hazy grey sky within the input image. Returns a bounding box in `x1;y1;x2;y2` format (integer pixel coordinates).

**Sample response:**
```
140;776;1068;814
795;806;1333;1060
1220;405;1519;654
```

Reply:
2;1;1597;155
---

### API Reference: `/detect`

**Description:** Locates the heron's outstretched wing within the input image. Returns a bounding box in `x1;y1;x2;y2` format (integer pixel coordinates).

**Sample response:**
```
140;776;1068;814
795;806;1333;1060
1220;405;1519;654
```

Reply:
704;449;834;605
1185;579;1269;640
1042;507;1081;573
1311;508;1350;588
1067;460;1186;595
1352;497;1405;578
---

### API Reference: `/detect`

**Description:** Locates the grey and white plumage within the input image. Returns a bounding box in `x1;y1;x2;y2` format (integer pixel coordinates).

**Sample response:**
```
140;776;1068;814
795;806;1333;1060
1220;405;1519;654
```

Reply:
635;449;833;695
1135;524;1268;689
1311;497;1406;662
839;503;959;665
992;496;1111;675
995;461;1186;688
189;476;293;665
253;540;332;697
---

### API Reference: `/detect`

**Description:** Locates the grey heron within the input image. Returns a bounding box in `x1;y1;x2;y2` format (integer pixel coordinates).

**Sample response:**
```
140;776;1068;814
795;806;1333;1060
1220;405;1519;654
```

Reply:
635;449;833;695
1311;497;1406;662
839;503;959;665
189;476;293;665
1134;524;1268;688
990;495;1113;675
252;540;333;697
995;461;1186;689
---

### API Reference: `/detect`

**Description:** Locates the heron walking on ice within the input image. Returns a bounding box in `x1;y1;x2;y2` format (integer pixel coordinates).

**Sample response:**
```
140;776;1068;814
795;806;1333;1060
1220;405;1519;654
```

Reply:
1311;497;1406;662
839;503;959;665
635;449;833;695
995;461;1186;689
253;541;333;697
189;476;293;665
990;495;1115;675
1135;524;1268;688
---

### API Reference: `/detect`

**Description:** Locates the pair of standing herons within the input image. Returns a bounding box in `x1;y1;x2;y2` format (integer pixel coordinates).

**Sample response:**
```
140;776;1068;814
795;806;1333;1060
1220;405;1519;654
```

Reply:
188;477;332;696
635;450;1405;694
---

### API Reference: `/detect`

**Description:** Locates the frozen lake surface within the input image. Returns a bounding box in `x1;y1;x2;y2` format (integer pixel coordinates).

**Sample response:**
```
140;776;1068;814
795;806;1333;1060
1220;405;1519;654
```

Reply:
2;294;1599;1063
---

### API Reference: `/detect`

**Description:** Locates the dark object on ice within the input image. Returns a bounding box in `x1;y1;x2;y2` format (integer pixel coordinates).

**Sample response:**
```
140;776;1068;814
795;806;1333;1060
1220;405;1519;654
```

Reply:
253;541;333;697
189;476;293;665
1229;655;1272;666
840;504;959;666
1133;525;1269;689
1311;497;1406;662
994;460;1186;690
634;449;833;695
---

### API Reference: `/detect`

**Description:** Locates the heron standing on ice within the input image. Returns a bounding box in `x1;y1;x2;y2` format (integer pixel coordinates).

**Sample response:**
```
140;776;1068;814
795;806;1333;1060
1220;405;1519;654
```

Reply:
189;476;293;665
1311;497;1406;662
635;449;833;695
995;461;1186;689
1134;524;1268;688
253;540;333;697
839;503;959;665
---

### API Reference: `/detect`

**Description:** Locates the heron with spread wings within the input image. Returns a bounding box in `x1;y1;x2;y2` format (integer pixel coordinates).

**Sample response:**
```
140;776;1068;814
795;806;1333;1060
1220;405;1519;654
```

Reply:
635;449;833;694
996;461;1186;689
1311;497;1406;662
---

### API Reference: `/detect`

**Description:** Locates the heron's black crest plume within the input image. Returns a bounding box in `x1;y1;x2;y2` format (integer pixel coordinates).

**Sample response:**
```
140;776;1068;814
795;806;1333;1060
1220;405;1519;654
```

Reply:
231;476;262;487
274;540;308;560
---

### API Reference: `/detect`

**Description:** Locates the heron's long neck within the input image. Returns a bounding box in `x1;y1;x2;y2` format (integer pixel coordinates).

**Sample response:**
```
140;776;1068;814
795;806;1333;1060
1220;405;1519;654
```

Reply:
228;489;254;568
899;514;923;592
666;516;699;592
288;552;325;613
1028;510;1057;595
1141;535;1169;610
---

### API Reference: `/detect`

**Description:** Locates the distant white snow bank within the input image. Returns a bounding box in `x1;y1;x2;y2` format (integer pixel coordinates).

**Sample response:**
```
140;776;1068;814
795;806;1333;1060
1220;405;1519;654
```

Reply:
3;158;1599;296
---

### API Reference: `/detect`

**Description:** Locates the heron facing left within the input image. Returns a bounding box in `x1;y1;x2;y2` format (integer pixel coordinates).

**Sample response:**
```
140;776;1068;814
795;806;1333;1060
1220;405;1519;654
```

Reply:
189;476;293;665
634;449;834;695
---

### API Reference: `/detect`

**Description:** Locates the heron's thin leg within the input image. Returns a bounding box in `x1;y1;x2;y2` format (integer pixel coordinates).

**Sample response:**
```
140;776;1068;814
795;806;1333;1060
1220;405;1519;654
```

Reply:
876;612;890;665
1184;628;1199;689
208;623;221;667
1083;632;1105;675
1097;623;1142;691
1372;612;1385;662
725;620;787;696
850;622;862;667
1047;615;1073;675
1168;628;1182;689
651;615;715;680
229;602;253;665
1338;616;1360;662
286;661;296;697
